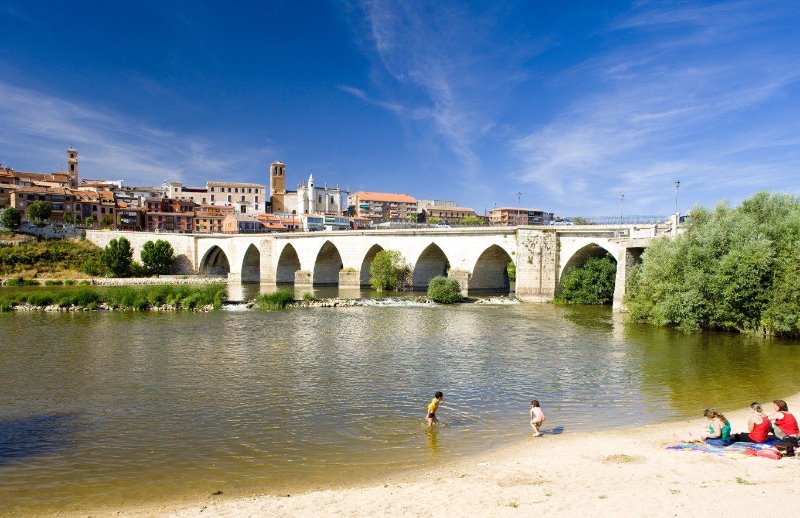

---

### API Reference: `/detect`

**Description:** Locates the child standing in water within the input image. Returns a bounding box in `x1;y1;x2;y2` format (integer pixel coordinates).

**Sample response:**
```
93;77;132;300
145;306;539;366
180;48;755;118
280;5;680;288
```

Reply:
530;400;546;436
427;391;444;426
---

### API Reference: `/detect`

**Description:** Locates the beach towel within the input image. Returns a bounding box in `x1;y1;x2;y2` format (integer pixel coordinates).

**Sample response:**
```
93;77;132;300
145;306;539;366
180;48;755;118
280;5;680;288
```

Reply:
666;441;780;460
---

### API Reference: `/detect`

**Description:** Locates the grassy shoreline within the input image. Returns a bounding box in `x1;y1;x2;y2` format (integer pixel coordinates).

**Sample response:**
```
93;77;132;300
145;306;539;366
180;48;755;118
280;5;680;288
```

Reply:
0;284;227;312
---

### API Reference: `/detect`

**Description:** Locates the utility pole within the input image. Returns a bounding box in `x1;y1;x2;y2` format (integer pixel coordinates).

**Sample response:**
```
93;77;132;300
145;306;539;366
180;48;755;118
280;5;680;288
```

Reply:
516;191;522;226
619;194;625;226
674;180;680;216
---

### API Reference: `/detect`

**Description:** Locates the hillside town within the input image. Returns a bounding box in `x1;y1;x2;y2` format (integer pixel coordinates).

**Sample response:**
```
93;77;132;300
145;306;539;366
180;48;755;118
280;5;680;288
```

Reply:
0;148;555;233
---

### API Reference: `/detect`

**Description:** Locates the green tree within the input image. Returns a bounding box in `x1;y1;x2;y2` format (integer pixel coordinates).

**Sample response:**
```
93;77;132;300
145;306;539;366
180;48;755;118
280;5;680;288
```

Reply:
84;216;95;227
102;237;133;277
506;260;516;282
461;215;485;226
63;211;77;225
1;207;22;230
427;276;462;303
100;215;114;228
27;200;52;227
141;239;175;275
625;192;800;337
555;254;617;305
369;249;410;291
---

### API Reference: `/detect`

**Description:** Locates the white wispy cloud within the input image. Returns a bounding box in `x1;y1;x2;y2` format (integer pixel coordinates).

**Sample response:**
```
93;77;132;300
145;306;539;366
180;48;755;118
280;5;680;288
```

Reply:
0;81;273;186
513;1;800;215
344;1;546;183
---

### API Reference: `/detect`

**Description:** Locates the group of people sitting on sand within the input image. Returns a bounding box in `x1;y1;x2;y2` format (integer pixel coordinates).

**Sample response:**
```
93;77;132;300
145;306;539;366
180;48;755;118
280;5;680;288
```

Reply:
691;400;799;446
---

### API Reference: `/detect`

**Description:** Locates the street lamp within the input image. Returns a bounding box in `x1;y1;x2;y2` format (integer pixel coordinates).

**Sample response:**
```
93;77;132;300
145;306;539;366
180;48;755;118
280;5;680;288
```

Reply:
619;194;625;226
516;191;523;226
674;180;680;216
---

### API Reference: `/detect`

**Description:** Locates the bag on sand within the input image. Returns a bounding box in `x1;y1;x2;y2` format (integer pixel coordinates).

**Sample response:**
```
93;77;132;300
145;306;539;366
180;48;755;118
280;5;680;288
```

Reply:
774;443;795;457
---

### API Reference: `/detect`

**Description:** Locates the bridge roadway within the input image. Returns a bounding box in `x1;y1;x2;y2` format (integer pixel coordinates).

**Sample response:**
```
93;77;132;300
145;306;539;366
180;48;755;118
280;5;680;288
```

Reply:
86;223;676;311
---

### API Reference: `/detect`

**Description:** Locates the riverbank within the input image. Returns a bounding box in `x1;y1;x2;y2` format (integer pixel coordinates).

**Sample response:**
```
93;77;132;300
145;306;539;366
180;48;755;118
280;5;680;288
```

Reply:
88;394;800;517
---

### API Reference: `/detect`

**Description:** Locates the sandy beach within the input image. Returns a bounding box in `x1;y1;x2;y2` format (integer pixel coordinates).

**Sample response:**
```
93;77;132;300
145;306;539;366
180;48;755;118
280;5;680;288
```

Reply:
86;393;800;518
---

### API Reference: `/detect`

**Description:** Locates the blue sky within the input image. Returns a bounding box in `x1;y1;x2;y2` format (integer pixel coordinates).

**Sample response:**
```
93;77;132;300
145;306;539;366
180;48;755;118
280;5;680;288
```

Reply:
1;1;799;216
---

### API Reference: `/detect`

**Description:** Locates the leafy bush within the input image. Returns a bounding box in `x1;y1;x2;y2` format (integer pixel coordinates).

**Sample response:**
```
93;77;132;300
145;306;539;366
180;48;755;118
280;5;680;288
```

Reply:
5;277;39;286
303;292;316;302
506;261;516;282
80;258;107;276
141;240;175;275
64;280;76;286
0;297;13;312
1;208;22;230
554;254;617;305
44;279;64;286
27;200;52;227
427;276;462;304
129;261;148;277
255;289;295;310
102;237;133;277
369;250;410;292
625;192;800;337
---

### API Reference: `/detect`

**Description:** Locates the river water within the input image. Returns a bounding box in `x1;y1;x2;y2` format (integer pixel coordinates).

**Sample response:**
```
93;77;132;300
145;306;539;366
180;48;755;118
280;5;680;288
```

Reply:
2;288;800;515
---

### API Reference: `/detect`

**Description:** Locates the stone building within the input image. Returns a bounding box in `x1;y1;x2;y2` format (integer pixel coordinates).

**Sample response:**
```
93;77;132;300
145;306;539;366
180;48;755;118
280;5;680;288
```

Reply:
489;207;554;226
347;191;417;222
194;205;234;234
167;180;266;214
145;198;196;233
420;205;476;223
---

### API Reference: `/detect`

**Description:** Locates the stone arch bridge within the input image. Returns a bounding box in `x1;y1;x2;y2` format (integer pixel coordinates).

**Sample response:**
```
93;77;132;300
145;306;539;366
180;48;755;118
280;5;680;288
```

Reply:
86;224;675;310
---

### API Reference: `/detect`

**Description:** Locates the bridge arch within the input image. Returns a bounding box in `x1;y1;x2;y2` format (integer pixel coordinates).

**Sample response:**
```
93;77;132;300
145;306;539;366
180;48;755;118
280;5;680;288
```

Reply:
276;243;301;284
470;244;513;293
560;242;617;278
241;244;260;283
360;244;384;287
558;242;618;302
412;242;450;290
313;241;343;286
200;245;231;276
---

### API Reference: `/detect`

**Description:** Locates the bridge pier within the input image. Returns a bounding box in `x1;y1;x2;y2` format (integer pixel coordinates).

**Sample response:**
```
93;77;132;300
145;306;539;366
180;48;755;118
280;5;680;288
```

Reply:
339;270;361;289
448;270;471;296
294;270;312;286
514;229;558;303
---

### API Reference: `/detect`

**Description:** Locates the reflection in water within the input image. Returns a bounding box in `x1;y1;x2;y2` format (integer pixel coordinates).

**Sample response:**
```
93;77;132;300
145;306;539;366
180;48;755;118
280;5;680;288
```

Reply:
425;426;439;458
0;303;798;514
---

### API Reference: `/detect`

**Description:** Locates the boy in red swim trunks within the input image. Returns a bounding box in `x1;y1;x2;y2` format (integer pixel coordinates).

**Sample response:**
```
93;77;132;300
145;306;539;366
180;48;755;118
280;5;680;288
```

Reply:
427;391;443;426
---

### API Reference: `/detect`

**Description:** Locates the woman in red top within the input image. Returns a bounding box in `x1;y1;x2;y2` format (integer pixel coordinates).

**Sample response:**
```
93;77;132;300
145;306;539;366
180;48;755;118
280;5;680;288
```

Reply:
768;399;799;443
731;402;772;443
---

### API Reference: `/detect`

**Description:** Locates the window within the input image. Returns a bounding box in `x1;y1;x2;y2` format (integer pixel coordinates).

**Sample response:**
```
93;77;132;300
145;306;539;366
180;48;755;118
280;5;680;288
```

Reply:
235;188;239;193
248;188;252;193
202;198;206;204
228;187;232;192
255;196;259;203
228;195;232;202
211;195;215;201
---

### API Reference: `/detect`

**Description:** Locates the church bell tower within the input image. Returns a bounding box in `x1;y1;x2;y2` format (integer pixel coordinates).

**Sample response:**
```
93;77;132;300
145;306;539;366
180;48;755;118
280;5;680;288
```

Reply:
66;148;78;187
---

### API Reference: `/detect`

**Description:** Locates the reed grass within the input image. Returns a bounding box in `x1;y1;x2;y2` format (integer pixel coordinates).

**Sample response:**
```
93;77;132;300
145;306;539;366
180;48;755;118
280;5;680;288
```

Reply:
254;289;295;310
0;284;227;312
